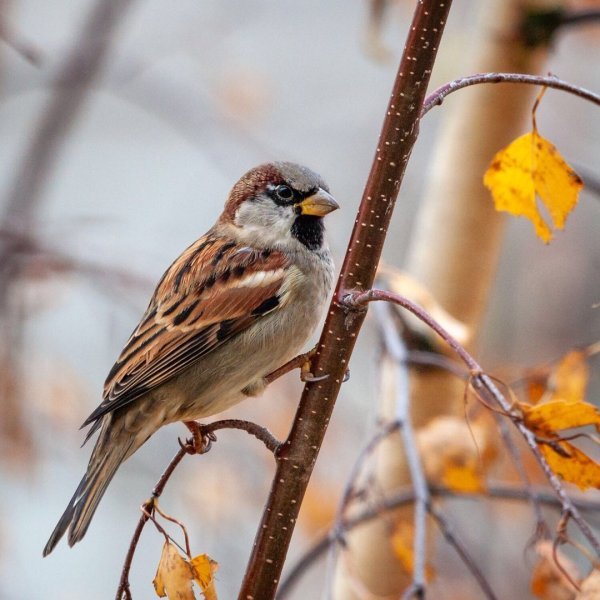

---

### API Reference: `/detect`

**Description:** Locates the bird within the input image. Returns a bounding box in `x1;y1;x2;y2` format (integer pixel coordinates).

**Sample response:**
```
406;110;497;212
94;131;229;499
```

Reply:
43;161;338;556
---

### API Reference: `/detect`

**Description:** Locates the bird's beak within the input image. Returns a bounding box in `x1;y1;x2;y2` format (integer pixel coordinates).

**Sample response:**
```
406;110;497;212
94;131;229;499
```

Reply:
298;189;339;216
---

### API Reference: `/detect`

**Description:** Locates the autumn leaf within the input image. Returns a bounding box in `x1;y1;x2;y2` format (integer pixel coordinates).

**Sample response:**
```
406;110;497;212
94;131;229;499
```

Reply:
484;128;582;243
190;554;219;600
539;442;600;491
520;397;600;490
153;541;219;600
154;541;196;600
521;400;600;436
531;540;579;600
390;521;435;580
417;416;496;493
550;350;589;404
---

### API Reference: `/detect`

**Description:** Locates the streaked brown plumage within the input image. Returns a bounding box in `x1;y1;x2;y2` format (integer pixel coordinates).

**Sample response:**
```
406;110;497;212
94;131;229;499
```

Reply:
43;162;338;556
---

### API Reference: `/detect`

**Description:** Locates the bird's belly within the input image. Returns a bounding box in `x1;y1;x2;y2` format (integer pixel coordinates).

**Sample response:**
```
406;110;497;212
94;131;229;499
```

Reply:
157;299;322;423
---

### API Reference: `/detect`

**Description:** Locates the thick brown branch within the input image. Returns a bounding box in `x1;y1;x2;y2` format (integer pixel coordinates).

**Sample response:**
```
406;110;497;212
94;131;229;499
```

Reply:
238;2;453;598
422;73;600;117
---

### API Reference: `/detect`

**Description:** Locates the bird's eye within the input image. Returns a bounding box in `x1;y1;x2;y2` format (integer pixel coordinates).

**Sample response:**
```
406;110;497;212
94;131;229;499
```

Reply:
275;185;293;201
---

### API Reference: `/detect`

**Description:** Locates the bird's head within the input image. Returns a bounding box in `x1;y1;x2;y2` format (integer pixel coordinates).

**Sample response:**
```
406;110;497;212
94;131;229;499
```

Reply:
220;162;339;251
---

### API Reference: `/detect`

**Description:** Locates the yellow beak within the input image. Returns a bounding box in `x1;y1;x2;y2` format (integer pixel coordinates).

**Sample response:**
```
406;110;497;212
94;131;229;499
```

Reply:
298;189;339;217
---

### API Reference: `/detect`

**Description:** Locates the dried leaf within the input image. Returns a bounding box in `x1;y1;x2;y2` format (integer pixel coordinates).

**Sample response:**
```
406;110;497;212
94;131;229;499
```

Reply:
390;521;435;580
190;554;219;600
531;540;579;600
551;350;589;404
539;442;600;490
417;416;495;494
521;400;600;436
153;541;196;600
484;129;583;243
577;570;600;599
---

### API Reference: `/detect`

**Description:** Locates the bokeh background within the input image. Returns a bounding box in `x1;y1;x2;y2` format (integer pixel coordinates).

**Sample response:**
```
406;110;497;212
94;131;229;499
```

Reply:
0;0;599;598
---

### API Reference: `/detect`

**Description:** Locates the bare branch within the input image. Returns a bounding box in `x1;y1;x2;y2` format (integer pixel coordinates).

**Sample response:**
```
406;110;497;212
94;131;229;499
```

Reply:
239;2;454;597
277;484;600;599
422;73;600;117
341;288;600;557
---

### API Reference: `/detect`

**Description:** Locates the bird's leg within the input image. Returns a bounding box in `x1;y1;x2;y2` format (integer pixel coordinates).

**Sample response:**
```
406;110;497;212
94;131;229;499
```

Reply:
182;421;216;454
300;358;329;382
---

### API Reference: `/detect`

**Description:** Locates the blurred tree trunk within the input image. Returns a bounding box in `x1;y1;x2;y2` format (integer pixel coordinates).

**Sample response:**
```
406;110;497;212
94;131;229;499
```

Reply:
332;0;554;597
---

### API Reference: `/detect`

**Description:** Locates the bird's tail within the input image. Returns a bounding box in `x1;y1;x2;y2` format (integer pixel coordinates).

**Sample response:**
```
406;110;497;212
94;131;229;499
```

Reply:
43;423;134;556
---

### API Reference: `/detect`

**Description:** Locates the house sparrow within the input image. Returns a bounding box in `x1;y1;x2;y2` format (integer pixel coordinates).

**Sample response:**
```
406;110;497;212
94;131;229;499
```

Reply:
43;162;338;556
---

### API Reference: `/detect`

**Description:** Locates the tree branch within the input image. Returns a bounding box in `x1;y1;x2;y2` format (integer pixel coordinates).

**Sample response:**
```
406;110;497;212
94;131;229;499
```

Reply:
277;484;600;599
421;73;600;117
238;2;454;598
341;288;600;557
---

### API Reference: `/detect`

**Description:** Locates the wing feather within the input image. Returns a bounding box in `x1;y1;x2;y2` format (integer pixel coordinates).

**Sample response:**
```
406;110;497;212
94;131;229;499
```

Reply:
82;237;290;428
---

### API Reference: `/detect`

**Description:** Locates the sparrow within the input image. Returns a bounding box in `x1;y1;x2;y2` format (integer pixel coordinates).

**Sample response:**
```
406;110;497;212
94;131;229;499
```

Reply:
43;162;338;556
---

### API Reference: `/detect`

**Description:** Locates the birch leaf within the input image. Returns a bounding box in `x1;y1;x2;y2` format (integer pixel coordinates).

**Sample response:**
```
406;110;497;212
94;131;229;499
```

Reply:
484;130;582;243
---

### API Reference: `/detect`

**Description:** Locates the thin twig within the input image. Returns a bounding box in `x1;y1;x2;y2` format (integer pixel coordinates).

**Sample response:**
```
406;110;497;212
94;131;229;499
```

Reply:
341;289;600;557
201;419;281;454
375;301;429;597
421;73;600;117
277;484;600;599
428;504;498;600
115;445;189;600
115;416;282;597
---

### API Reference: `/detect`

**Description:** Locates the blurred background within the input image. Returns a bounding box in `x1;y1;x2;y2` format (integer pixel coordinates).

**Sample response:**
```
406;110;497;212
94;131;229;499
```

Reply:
0;0;599;598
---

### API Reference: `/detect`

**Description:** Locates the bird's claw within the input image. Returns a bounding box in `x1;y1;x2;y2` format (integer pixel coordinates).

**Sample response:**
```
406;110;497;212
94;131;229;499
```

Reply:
343;368;350;382
300;358;329;383
182;421;216;454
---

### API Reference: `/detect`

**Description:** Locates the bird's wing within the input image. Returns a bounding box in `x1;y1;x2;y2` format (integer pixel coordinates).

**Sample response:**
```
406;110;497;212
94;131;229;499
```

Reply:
82;235;294;430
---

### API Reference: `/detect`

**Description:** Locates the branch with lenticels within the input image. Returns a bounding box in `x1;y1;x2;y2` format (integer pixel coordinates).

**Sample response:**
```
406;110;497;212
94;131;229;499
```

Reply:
238;1;454;598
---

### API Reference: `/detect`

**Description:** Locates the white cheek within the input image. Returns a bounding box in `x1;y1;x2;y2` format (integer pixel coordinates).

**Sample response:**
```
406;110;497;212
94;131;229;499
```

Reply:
235;201;296;246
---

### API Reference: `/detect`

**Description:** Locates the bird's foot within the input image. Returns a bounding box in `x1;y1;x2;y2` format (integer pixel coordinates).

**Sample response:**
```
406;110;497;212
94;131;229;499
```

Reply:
182;421;216;454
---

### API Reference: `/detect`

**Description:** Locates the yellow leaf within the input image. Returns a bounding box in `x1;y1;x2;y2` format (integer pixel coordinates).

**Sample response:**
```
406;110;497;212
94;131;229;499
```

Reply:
442;462;485;493
153;541;196;600
484;130;583;243
190;554;219;600
417;416;493;494
521;399;600;435
390;521;435;580
551;350;589;404
540;442;600;490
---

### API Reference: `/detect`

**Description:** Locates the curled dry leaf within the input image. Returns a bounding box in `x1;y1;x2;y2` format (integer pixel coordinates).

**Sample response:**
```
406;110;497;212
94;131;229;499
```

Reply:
576;570;600;600
483;128;583;243
531;540;579;600
520;397;600;490
377;265;471;349
190;554;219;600
153;541;219;600
416;415;497;493
154;541;196;600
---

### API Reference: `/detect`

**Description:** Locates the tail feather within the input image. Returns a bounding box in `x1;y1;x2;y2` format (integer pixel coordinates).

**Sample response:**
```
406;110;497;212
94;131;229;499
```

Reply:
43;434;133;556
